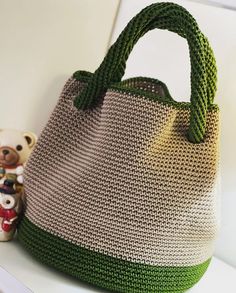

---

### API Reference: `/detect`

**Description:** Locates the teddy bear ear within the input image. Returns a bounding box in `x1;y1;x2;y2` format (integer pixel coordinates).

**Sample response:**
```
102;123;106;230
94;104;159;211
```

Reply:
23;132;37;148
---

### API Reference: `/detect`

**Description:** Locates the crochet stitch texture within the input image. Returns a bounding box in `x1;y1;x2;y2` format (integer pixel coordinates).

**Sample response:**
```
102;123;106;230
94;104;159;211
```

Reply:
18;3;219;293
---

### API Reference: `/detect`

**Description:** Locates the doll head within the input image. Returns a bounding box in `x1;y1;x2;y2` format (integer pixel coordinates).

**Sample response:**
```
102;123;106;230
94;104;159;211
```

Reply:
0;129;37;167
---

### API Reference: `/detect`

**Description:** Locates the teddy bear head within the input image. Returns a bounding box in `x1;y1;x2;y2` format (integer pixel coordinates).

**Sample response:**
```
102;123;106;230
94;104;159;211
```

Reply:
0;129;37;167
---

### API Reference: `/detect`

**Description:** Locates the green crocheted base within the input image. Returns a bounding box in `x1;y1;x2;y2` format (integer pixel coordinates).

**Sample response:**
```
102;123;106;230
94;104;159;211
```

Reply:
18;217;211;293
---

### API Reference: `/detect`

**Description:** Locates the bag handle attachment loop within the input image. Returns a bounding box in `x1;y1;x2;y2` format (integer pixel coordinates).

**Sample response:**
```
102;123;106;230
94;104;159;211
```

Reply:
74;2;217;143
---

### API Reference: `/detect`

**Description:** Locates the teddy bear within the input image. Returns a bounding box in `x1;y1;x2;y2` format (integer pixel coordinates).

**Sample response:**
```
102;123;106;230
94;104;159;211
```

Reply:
0;129;37;241
0;129;37;188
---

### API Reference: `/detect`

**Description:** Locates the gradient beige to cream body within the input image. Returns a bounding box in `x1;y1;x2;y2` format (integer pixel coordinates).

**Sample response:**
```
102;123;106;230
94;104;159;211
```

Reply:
24;76;220;267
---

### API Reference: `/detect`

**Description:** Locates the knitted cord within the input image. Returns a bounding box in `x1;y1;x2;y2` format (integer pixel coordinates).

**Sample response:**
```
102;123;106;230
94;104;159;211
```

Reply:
74;2;217;143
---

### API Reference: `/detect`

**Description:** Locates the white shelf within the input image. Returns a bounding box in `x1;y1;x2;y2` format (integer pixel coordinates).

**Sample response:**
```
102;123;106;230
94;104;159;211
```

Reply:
0;238;236;293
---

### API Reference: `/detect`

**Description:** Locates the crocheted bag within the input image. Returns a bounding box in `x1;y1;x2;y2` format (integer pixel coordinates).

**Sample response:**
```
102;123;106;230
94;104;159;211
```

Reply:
18;3;219;293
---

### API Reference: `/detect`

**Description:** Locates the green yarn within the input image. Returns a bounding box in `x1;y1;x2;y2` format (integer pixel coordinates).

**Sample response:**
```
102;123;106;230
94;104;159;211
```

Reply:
18;216;211;293
73;2;217;144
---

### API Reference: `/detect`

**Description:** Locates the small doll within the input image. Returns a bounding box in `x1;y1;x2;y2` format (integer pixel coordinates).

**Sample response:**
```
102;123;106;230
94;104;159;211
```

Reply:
0;180;22;241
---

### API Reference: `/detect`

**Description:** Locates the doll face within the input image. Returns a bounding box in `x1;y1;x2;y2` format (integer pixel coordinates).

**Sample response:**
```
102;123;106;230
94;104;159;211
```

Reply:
0;129;37;167
0;146;19;166
0;193;16;209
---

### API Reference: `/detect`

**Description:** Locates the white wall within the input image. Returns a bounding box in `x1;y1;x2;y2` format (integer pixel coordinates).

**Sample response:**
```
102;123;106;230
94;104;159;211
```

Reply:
0;0;120;134
194;0;236;9
111;0;236;267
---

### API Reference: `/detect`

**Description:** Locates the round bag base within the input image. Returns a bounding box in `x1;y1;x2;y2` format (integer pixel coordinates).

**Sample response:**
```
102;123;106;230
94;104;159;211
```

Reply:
18;217;211;293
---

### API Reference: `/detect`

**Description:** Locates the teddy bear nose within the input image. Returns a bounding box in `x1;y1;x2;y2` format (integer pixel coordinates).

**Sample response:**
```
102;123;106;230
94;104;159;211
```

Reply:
2;149;9;155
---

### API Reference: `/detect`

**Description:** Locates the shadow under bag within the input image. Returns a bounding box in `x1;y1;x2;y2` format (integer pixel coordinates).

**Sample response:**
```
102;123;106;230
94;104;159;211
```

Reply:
18;2;220;293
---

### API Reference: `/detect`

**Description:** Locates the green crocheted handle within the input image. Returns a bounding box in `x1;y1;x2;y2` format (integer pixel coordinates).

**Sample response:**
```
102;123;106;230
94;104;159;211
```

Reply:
74;2;217;143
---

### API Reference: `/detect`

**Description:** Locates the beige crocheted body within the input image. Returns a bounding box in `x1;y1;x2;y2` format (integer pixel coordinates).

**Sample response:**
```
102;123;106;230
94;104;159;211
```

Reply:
24;76;220;267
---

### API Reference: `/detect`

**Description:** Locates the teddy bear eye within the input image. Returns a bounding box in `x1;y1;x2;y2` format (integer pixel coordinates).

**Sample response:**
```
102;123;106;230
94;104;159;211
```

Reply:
16;145;23;151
